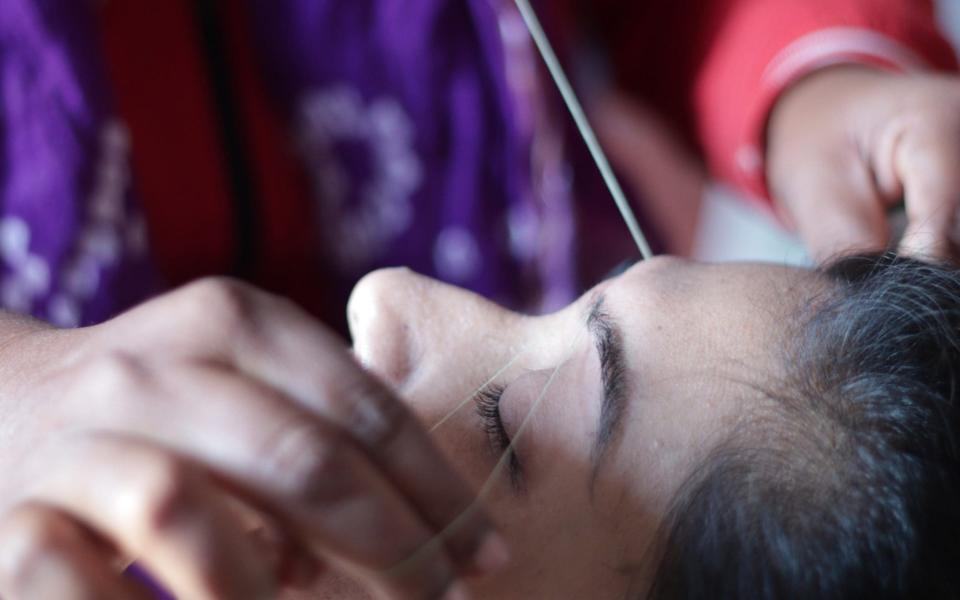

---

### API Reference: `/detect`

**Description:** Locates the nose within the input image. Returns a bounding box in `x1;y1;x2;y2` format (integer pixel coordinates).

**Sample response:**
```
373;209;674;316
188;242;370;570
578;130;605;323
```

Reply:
347;268;422;388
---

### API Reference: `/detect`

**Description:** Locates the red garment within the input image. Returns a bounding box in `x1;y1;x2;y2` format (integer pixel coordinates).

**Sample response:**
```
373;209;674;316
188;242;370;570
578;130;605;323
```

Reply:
97;0;958;295
98;1;341;320
583;0;959;206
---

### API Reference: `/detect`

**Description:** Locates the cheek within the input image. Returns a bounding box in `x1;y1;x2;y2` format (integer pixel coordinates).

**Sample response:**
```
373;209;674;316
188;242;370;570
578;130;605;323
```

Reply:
399;368;512;499
473;358;636;595
471;476;635;600
497;346;597;483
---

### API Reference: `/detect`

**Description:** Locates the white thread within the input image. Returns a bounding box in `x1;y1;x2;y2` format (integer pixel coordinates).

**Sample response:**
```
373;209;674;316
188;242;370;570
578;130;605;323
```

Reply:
472;332;580;501
512;0;653;261
389;330;584;578
429;348;528;433
390;1;654;578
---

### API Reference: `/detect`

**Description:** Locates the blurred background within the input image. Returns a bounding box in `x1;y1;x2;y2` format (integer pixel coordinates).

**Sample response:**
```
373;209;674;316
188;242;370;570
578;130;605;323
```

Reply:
46;0;960;330
692;0;960;266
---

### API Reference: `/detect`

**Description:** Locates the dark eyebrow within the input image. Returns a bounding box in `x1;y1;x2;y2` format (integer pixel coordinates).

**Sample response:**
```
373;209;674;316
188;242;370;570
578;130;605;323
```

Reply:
586;294;631;487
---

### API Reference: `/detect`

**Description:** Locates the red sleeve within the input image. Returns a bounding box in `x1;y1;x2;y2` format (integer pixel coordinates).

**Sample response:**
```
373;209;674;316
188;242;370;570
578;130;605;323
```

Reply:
691;0;959;207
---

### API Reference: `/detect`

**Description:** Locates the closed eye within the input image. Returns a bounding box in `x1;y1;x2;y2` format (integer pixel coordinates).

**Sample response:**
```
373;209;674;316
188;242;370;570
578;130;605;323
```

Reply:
587;294;631;485
474;384;525;492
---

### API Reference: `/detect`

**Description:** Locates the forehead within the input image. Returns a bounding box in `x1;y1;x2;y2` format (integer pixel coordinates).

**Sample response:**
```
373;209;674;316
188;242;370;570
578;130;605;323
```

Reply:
590;260;824;510
602;260;824;342
609;259;819;300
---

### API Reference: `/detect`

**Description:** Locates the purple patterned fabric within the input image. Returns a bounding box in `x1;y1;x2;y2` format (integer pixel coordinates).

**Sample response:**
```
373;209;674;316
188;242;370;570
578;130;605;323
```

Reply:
245;0;580;312
0;0;638;326
0;0;158;326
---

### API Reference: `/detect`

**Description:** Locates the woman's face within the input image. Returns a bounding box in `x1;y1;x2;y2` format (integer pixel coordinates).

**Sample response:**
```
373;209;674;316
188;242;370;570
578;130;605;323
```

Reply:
303;258;823;599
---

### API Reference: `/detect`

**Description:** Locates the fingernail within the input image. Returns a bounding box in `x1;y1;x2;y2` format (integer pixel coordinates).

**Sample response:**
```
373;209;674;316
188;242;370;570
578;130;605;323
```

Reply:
442;581;472;600
472;533;510;573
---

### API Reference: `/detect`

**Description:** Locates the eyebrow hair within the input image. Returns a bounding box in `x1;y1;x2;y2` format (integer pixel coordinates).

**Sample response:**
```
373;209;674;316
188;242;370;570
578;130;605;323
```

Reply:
587;294;631;486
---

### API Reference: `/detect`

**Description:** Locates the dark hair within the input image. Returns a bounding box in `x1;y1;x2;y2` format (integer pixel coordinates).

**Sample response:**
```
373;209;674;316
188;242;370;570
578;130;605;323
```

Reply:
647;254;960;599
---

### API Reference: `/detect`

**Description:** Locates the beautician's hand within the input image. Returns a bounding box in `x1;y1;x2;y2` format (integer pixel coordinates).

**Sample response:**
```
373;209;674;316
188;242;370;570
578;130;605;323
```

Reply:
767;67;960;262
0;279;505;599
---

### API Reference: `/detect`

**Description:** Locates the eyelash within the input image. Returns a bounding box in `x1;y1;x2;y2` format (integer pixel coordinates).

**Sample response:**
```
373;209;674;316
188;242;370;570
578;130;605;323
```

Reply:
474;384;524;491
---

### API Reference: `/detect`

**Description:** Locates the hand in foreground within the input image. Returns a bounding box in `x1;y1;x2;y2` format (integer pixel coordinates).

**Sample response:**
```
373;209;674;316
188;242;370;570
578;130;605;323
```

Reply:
767;67;960;262
0;278;506;599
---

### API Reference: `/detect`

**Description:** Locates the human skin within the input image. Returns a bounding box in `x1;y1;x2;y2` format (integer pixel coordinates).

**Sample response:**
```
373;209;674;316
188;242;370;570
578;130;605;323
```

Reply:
289;258;827;598
768;68;960;262
589;69;960;262
0;279;509;600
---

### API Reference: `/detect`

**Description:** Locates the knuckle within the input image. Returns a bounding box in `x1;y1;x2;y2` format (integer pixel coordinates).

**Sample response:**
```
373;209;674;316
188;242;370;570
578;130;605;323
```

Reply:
78;351;150;399
262;423;355;506
179;277;259;334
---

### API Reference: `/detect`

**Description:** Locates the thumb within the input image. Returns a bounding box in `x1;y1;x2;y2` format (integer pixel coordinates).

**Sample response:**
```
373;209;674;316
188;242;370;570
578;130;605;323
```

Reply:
775;158;890;263
891;131;960;260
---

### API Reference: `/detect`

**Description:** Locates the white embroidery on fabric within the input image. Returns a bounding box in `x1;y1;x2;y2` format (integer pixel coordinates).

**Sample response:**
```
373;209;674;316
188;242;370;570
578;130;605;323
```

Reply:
46;120;145;327
48;294;80;328
0;217;47;314
507;203;539;263
21;255;49;294
0;218;30;263
298;86;423;271
434;227;481;282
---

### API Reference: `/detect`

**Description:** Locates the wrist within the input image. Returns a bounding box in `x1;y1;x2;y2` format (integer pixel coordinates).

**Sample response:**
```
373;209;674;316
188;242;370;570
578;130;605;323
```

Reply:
0;314;67;386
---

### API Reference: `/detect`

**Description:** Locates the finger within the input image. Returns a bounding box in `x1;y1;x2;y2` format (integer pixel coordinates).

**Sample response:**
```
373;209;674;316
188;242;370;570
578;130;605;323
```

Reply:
245;524;324;590
65;365;467;599
773;157;890;263
26;433;274;600
155;279;507;574
892;130;960;260
161;368;469;599
0;502;154;600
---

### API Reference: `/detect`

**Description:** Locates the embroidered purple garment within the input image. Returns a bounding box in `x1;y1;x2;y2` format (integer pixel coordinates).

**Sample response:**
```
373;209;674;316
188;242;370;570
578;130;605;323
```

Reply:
0;0;158;327
245;0;582;312
0;0;638;328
